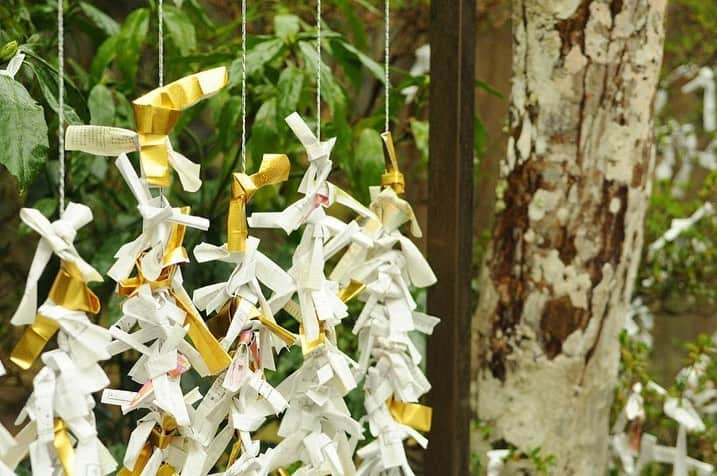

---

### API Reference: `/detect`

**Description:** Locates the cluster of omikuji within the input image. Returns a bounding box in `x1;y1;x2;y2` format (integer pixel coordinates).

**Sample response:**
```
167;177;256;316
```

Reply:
0;60;438;476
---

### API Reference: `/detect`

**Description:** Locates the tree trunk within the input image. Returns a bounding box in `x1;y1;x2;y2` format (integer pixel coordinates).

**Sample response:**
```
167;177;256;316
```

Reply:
472;0;667;474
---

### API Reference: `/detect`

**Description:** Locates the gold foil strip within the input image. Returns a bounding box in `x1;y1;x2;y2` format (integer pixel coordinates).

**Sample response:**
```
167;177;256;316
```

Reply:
338;279;365;303
380;131;405;194
10;314;60;370
53;418;76;476
227;154;290;253
131;67;228;186
48;260;101;314
388;398;432;432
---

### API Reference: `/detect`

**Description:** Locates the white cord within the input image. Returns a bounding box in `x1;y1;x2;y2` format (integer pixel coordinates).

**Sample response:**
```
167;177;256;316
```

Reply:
158;0;166;203
241;0;247;172
384;0;390;133
316;0;322;139
158;0;164;87
58;0;65;214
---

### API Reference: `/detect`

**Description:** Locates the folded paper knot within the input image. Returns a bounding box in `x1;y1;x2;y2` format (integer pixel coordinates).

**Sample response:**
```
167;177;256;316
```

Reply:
49;260;101;313
132;67;227;187
380;132;405;195
227;154;290;253
162;213;190;267
118;263;175;297
11;261;101;370
52;220;78;243
388;398;432;432
53;418;76;476
149;417;178;450
207;296;297;346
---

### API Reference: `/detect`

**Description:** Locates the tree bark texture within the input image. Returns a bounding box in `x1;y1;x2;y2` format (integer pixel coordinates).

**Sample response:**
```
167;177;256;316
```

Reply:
472;0;667;474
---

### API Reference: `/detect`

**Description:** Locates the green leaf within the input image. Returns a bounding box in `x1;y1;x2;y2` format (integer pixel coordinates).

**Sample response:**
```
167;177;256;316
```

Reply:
22;50;87;124
352;128;384;203
0;76;49;191
475;79;504;99
163;6;197;56
276;67;304;122
297;40;346;115
274;14;300;44
216;95;242;151
88;84;115;126
228;39;285;87
332;0;367;49
332;39;384;83
89;35;118;85
79;2;120;37
116;8;149;87
248;98;279;164
410;118;429;165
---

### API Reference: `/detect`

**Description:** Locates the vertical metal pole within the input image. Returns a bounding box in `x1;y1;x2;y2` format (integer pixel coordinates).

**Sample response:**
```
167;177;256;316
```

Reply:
426;0;475;473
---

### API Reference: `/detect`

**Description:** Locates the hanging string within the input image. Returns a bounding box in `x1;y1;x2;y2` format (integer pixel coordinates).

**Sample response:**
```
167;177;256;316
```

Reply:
158;0;164;87
384;0;390;133
316;0;322;139
57;0;65;214
241;0;247;173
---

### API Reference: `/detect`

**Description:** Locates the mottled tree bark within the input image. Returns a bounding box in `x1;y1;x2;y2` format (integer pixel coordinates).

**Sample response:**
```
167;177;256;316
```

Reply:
472;0;667;474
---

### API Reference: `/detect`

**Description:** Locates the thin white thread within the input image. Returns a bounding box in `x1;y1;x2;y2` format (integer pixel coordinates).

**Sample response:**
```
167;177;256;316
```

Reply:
316;0;321;139
384;0;390;133
241;0;247;172
158;0;166;204
58;0;65;214
158;0;164;87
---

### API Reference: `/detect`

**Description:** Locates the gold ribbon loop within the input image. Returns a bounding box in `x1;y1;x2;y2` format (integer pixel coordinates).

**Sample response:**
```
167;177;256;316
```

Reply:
227;154;291;252
388;398;432;432
48;260;101;314
11;260;101;370
132;67;228;186
163;211;190;267
53;418;76;476
380;132;405;195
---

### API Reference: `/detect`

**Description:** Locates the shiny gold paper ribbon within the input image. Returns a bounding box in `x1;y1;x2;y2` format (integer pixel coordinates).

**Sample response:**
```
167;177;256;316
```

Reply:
132;67;228;186
11;260;101;370
10;314;59;370
53;418;75;476
388;398;432;432
118;418;179;476
206;296;297;346
118;225;231;374
48;260;101;313
163;209;190;266
227;154;290;252
227;434;242;467
337;279;365;303
380;132;405;194
277;469;290;476
299;323;326;355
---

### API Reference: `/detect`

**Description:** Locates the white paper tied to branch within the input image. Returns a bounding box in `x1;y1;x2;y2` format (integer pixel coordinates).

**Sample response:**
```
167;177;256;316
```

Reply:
0;52;25;79
648;202;714;259
65;124;202;192
108;154;209;282
11;202;102;325
682;66;716;132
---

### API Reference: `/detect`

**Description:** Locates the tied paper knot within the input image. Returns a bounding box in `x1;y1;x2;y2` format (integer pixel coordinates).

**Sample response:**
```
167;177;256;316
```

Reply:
228;154;290;253
380;132;405;195
108;154;210;282
206;296;297;347
12;203;102;326
11;259;103;369
65;67;228;192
